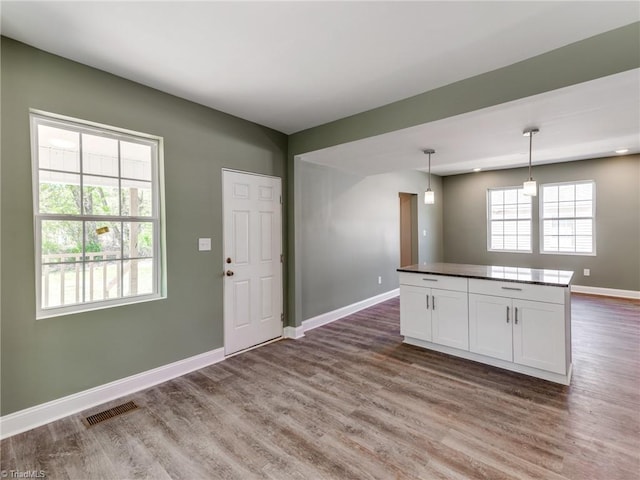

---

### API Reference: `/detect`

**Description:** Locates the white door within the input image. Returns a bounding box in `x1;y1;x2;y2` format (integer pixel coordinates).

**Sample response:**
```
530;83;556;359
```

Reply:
513;300;566;374
223;170;283;355
399;285;431;341
431;288;469;350
469;293;513;361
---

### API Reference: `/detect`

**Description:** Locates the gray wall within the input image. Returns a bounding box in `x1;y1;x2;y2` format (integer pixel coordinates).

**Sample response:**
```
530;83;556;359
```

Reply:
442;155;640;290
296;161;443;321
1;38;287;415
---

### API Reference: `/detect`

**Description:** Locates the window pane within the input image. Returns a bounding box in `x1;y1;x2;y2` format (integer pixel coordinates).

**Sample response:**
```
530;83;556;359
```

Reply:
504;221;517;235
41;220;83;263
491;236;503;249
517;220;531;235
121;141;152;181
544;235;559;252
559;184;575;201
559;236;575;252
504;189;517;204
543;202;559;219
504;236;517;250
575;200;592;217
82;134;118;177
121;179;152;216
576;219;592;235
544;219;558;235
41;262;82;308
558;202;575;218
83;175;120;215
490;190;503;205
576;236;593;252
38;124;80;172
491;205;504;220
517;237;530;251
123;259;154;296
85;221;122;260
576;182;593;200
123;222;153;258
559;220;575;235
517;203;531;219
39;171;81;214
543;185;558;202
491;221;504;235
504;204;517;219
84;261;121;301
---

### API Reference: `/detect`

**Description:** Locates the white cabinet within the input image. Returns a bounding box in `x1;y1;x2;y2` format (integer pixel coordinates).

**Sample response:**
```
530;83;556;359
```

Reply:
399;285;431;341
468;279;568;376
469;294;512;361
431;289;469;350
398;268;572;385
399;273;468;349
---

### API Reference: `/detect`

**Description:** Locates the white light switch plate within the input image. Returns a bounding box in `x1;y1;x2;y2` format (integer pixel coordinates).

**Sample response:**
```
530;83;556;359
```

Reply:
198;238;211;251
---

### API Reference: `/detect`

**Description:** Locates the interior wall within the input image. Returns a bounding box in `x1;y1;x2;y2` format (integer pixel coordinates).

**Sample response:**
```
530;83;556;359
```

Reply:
442;155;640;291
296;160;443;322
0;38;288;415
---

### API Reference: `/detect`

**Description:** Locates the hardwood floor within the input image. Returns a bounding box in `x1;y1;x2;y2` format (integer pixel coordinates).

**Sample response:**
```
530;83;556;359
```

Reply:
2;294;639;479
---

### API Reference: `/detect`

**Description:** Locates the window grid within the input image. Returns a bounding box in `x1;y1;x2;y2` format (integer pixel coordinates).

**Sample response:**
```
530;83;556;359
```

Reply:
31;112;163;318
487;187;532;253
540;180;595;255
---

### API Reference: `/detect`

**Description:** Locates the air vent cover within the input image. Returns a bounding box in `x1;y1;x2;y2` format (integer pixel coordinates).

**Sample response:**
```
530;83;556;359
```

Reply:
83;401;138;426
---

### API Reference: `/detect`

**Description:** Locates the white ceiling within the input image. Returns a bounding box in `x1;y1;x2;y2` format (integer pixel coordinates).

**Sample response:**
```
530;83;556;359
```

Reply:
2;1;639;175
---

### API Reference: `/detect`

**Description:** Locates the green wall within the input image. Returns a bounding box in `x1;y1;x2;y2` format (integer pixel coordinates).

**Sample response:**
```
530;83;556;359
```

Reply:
442;155;640;291
0;38;287;415
296;161;442;321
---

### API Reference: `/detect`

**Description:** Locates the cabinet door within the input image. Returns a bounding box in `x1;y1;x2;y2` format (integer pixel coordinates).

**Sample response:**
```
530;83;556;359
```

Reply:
513;300;566;374
431;288;469;350
469;294;512;361
400;285;431;341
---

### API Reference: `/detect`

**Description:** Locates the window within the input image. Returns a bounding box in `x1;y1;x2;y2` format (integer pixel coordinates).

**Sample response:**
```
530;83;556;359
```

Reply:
540;181;595;255
31;111;164;318
487;187;532;252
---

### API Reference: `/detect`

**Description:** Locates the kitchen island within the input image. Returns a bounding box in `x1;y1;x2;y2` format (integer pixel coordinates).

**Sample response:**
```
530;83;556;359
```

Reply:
397;262;573;385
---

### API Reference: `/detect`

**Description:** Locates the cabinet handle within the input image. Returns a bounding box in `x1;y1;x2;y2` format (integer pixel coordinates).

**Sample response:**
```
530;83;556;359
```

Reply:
506;306;510;323
501;286;522;291
426;295;429;309
432;295;435;310
515;307;518;325
422;278;438;282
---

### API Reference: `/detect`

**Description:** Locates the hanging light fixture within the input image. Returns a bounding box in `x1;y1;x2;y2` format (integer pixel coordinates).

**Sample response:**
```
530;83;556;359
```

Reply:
522;127;539;196
423;149;435;204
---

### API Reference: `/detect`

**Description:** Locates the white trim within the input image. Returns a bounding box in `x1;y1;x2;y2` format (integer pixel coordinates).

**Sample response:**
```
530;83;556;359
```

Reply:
0;347;225;440
302;288;400;332
284;325;305;339
571;285;640;299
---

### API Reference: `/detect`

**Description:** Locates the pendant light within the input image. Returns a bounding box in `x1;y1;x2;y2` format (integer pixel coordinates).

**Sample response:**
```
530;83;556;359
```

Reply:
423;149;435;204
522;127;539;196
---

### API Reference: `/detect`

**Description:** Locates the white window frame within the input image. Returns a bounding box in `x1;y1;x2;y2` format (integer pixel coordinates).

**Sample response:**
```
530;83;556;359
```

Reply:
539;180;596;256
487;186;533;253
31;110;165;319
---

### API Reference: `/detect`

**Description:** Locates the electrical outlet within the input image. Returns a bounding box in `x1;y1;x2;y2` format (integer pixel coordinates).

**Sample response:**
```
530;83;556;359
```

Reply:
378;276;382;285
583;268;590;276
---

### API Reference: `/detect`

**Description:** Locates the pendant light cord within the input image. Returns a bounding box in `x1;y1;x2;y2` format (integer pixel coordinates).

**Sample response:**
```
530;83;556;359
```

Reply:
428;152;432;190
528;132;533;181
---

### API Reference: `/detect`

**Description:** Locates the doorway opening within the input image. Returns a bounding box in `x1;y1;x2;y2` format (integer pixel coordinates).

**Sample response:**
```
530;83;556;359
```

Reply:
399;192;418;267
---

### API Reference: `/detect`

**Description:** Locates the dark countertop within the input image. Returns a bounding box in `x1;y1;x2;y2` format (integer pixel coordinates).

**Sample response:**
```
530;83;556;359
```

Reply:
397;262;574;287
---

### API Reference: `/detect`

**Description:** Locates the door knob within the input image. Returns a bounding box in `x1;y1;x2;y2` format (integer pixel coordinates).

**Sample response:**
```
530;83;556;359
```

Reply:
226;257;232;264
226;270;234;276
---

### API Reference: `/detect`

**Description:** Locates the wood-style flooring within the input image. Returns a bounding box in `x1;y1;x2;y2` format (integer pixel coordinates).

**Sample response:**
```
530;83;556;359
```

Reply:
2;294;639;479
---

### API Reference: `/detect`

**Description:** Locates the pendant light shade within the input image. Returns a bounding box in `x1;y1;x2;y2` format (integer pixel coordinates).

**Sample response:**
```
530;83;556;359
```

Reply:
522;128;539;196
424;149;435;204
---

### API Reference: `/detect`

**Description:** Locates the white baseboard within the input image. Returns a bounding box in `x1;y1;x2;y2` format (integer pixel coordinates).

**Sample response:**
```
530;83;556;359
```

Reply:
0;347;225;440
283;325;305;339
571;285;640;299
302;288;400;333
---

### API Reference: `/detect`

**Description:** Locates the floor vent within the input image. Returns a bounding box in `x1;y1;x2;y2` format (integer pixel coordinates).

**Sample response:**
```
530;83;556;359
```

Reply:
83;401;138;427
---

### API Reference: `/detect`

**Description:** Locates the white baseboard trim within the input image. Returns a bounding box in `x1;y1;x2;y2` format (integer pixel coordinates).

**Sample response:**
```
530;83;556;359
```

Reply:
283;325;305;339
302;288;400;333
0;347;225;440
571;285;640;300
